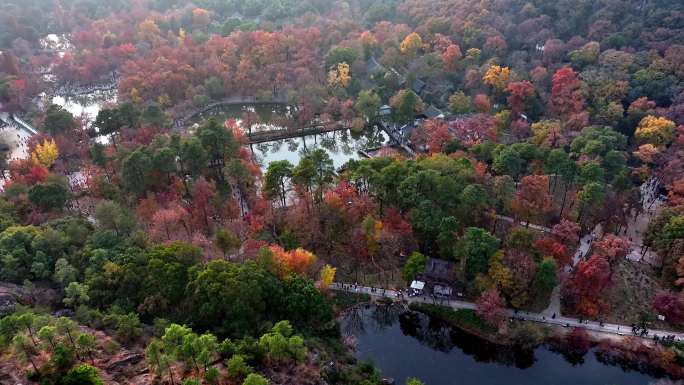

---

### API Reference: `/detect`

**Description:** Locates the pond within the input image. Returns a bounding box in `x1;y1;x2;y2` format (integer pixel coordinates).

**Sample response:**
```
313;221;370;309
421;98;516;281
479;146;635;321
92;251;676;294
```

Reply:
341;305;668;385
251;127;388;170
48;90;117;144
204;103;390;170
41;34;72;55
51;89;117;123
188;103;292;126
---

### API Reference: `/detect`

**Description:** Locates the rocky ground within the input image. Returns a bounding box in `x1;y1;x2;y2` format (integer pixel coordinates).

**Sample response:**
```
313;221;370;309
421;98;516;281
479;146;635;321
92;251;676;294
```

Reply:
0;328;148;385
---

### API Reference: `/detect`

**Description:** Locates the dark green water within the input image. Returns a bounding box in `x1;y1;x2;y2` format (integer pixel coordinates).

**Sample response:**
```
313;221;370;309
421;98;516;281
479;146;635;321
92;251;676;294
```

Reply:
341;305;674;385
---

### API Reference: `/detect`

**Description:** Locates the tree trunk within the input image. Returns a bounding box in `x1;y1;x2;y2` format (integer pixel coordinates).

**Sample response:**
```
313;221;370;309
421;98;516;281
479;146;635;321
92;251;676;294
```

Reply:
47;338;56;352
103;166;111;183
66;331;80;360
27;327;37;347
152;357;161;380
191;355;200;376
111;134;118;151
202;206;210;231
281;180;287;208
559;181;568;218
27;354;39;375
168;367;175;385
179;162;191;198
182;219;191;238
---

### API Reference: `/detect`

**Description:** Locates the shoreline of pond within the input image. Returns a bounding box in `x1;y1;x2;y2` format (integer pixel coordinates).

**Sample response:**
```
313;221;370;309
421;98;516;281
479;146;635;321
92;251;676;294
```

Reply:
339;301;684;384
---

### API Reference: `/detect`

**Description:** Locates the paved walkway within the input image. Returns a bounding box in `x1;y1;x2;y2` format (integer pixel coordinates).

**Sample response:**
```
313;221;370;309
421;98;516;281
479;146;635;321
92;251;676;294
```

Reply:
331;282;684;342
174;95;288;127
542;178;662;317
542;284;561;317
624;177;664;266
495;214;551;233
0;115;34;164
540;224;596;316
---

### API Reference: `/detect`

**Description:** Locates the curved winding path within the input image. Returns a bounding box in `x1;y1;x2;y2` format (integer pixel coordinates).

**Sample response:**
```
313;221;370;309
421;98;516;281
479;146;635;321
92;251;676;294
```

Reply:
174;95;288;127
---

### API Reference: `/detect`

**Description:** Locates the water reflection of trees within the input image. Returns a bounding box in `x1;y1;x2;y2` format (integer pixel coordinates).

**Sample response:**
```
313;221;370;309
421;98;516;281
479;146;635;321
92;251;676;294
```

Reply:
254;126;389;169
341;305;366;337
370;301;404;331
319;134;341;154
341;302;404;337
399;312;453;353
595;350;668;380
57;89;116;111
547;343;588;366
344;306;666;381
344;306;537;368
287;139;299;153
398;310;536;368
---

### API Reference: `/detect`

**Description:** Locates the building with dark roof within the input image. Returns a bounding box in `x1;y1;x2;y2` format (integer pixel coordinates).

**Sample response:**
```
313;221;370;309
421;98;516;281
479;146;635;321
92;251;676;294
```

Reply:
424;105;444;120
423;258;456;282
411;78;426;94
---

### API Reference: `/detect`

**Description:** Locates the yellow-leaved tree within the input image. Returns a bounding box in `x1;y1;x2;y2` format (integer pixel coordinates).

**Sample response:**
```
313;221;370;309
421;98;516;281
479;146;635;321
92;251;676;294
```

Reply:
487;251;513;292
482;64;511;90
635;115;675;146
137;19;161;46
319;264;337;290
157;94;171;107
130;88;142;104
31;138;59;168
327;62;351;88
530;120;562;147
400;32;423;57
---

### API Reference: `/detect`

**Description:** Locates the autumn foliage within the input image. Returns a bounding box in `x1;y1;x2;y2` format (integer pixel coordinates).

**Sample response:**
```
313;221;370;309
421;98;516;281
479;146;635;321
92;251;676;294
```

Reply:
511;175;552;224
411;119;453;154
506;81;535;117
564;254;611;317
268;245;317;277
592;235;630;265
31;138;59;168
482;65;511;90
653;291;684;325
535;238;570;267
550;67;586;128
476;287;507;332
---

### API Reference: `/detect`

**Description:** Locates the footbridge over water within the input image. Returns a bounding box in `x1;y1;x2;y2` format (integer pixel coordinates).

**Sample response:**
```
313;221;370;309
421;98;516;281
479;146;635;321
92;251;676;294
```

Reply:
174;97;417;154
172;95;290;129
246;121;352;144
0;113;39;136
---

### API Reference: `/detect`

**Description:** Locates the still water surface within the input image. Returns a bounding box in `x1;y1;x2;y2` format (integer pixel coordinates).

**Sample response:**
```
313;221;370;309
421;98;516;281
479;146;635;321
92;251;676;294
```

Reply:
209;104;389;169
252;127;387;170
342;305;672;385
